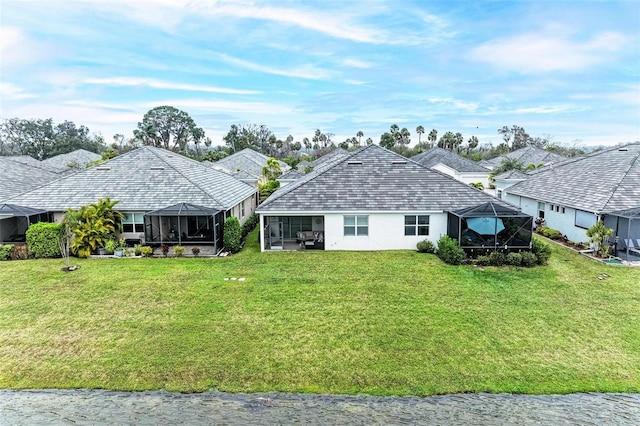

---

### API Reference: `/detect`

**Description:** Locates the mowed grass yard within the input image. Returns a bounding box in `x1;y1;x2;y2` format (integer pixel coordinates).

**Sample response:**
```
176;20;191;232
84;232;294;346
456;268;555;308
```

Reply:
1;232;639;396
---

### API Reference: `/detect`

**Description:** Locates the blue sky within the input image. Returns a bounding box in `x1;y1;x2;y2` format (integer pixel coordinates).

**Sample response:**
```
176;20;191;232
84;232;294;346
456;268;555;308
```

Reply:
1;0;639;148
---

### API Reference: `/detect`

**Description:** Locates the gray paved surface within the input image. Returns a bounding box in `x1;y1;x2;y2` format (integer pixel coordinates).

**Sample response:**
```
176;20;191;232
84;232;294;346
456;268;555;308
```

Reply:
1;390;639;425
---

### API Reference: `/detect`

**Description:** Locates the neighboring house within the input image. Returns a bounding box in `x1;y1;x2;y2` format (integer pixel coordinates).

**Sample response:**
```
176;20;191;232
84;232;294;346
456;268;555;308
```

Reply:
278;168;304;187
0;156;67;202
504;143;640;248
210;148;290;186
411;147;491;188
481;146;568;170
256;145;531;252
493;169;529;199
2;147;258;252
42;149;102;170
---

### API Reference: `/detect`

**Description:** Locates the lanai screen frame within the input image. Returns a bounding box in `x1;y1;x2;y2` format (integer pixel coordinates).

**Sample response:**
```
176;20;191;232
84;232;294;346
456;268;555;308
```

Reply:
448;201;533;251
144;203;223;249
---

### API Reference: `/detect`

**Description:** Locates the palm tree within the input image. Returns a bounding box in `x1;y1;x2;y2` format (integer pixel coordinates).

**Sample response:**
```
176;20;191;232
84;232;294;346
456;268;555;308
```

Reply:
303;137;311;154
356;130;364;145
416;126;425;144
428;129;438;148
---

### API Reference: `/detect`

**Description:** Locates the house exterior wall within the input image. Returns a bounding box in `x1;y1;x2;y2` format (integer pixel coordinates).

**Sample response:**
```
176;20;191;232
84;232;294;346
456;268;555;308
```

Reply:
430;164;489;188
504;194;596;243
259;211;448;251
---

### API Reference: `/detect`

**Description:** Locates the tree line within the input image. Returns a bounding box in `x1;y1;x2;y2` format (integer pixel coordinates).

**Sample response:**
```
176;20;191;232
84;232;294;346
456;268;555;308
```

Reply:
1;104;589;166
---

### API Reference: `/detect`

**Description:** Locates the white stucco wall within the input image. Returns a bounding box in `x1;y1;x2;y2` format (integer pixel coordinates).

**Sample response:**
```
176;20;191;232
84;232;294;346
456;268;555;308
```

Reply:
504;194;595;243
259;212;448;251
430;164;489;188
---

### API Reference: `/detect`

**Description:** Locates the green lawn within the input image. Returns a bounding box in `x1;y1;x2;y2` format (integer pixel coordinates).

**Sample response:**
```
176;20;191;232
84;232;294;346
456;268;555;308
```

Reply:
1;233;639;396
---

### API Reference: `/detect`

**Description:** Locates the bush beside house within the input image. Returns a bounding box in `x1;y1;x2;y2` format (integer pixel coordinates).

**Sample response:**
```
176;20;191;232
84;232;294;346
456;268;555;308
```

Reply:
223;217;242;253
26;222;63;258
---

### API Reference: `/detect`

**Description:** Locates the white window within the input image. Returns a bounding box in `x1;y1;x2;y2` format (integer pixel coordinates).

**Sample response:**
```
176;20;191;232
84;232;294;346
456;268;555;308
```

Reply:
405;215;430;236
575;210;596;229
241;201;245;217
122;212;145;233
344;215;368;236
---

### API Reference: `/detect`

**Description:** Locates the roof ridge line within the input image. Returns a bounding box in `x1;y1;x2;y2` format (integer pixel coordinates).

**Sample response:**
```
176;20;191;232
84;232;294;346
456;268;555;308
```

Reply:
601;147;640;212
145;146;228;209
259;146;371;208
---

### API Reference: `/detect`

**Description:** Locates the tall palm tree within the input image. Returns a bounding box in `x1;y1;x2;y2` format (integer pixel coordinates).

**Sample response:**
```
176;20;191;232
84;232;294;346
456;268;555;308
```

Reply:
428;129;438;148
356;130;364;145
416;126;425;144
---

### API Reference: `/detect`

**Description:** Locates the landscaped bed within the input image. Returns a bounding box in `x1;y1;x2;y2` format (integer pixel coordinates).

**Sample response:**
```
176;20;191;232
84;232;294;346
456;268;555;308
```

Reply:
0;232;638;396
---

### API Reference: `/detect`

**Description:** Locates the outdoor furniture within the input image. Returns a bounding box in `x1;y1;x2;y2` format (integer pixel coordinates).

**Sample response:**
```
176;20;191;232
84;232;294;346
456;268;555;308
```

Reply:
623;239;640;256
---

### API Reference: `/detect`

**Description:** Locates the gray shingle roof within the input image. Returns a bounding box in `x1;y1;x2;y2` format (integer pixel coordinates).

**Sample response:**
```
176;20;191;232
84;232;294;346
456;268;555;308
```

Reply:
5;146;257;212
506;143;640;214
211;148;289;178
0;157;65;202
257;145;514;213
485;146;568;168
42;149;102;169
494;169;529;180
411;147;490;173
311;148;350;168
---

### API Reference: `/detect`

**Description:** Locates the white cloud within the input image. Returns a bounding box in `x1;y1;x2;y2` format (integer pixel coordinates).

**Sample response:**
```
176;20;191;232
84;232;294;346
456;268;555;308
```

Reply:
83;77;260;95
213;52;332;80
146;99;294;115
470;31;626;73
427;97;479;112
512;106;573;114
0;83;37;101
342;58;373;69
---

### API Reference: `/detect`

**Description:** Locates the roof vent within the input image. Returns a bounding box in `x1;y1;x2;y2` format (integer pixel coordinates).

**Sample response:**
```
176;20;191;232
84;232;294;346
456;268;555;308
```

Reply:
392;160;406;164
618;148;628;152
150;166;165;170
347;161;363;165
96;167;111;171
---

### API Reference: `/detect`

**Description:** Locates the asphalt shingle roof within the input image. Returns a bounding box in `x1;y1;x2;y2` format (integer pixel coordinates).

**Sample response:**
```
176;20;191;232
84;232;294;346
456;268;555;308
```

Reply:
211;148;289;178
507;143;640;214
0;156;65;202
485;146;568;168
411;147;490;173
5;146;257;211
257;145;514;213
42;149;102;169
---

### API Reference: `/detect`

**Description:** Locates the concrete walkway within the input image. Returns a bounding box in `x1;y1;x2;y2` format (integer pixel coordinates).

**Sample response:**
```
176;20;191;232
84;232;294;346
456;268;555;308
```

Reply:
1;390;639;425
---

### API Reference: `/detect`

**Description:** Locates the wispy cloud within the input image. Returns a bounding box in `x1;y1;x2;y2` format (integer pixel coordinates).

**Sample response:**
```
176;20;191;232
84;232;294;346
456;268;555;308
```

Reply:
470;31;627;73
213;52;332;80
83;77;260;95
0;83;37;100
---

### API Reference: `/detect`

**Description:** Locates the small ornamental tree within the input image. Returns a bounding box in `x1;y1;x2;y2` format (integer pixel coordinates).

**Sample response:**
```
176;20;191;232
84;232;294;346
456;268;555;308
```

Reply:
64;198;123;258
586;221;614;258
26;222;63;258
223;216;242;253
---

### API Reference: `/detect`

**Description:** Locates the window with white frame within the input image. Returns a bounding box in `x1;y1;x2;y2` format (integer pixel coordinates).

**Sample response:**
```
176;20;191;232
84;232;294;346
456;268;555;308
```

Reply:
344;215;368;236
122;212;145;233
241;200;245;217
405;215;430;236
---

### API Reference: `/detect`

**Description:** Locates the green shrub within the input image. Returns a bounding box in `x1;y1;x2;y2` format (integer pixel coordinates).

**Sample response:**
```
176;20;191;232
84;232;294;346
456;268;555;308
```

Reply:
520;251;538;267
174;245;185;257
224;216;242;253
241;213;259;239
0;244;14;261
537;226;562;240
531;238;552;265
140;246;153;257
104;239;117;254
26;222;63;258
64;198;123;258
416;239;435;253
133;244;142;256
506;252;523;266
436;235;464;265
476;255;490;266
488;251;506;266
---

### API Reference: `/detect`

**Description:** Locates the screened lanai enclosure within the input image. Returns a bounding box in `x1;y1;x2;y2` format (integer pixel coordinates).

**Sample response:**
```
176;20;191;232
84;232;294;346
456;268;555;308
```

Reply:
604;207;640;261
143;203;224;251
448;201;533;251
0;204;52;243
